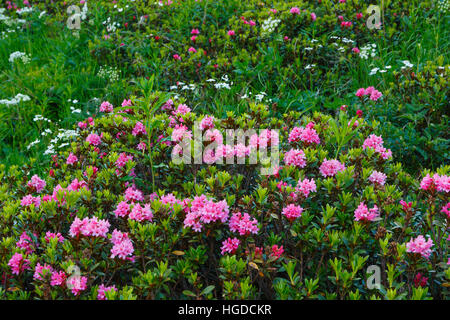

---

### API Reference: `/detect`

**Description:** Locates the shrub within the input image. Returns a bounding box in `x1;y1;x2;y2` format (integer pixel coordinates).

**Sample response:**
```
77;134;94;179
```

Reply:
0;92;448;300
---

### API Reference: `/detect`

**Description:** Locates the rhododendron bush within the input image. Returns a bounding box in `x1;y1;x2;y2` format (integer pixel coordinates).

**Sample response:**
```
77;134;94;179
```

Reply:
0;92;448;300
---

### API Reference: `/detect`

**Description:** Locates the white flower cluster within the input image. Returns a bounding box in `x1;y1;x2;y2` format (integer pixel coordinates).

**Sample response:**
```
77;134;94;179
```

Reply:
9;51;31;64
240;91;272;103
103;17;120;32
261;17;280;37
213;74;233;90
400;60;414;69
437;0;450;12
0;93;31;106
369;65;391;76
45;129;79;155
33;114;51;123
359;43;377;59
16;7;34;15
98;66;120;82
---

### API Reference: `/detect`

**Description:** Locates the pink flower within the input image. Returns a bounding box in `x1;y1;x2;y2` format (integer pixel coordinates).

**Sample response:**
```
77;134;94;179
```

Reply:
290;7;300;15
124;186;144;202
67;275;87;296
184;196;229;232
270;245;284;259
27;175;46;193
234;143;250;158
34;263;53;281
173;54;181;60
441;203;450;218
296;178;316;197
66;152;78;165
369;170;387;186
69;217;110;238
311;12;317;21
420;174;450;193
229;212;259;236
249;129;279;149
284;149;307;168
129;203;153;222
363;134;392;159
406;235;434;259
288;124;320;144
21;195;41;208
204;128;223;145
356;13;363;19
99;101;114;113
115;153;133;168
221;237;240;255
171;125;192;143
137;141;147;151
97;284;118;300
45;231;65;243
86;133;102;146
110;229;134;260
16;232;34;254
352;47;360;54
132;121;147;136
227;30;235;36
121;99;132;107
282;204;303;222
200;116;215;130
8;253;30;275
114;201;130;218
191;28;200;35
356;88;366;97
354;202;379;222
50;271;66;286
188;47;197;53
319;159;345;177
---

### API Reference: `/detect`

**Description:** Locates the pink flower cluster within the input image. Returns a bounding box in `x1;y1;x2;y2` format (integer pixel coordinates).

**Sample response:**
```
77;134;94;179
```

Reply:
45;231;65;243
8;253;30;275
67;275;88;296
200;116;215;130
132;121;147;136
406;235;434;259
110;229;134;260
221;237;240;255
124;186;144;202
288;123;320;145
355;86;383;101
296;178;316;198
354;202;379;222
319;159;346;177
21;194;41;208
369;170;387;186
66;152;78;165
16;231;35;254
284;149;307;167
362;134;392;160
270;245;284;259
249;129;279;148
34;263;53;281
99;101;114;113
69;216;110;238
229;212;259;236
97;284;118;300
420;174;449;193
282;204;303;222
27;174;46;193
184;195;230;232
86;133;102;146
115;152;133;168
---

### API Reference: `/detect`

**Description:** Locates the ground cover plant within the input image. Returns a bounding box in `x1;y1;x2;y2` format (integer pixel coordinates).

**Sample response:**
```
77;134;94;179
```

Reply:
0;0;449;300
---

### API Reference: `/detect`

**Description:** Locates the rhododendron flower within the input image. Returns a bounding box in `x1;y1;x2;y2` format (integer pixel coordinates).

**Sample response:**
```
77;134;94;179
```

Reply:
21;195;41;208
400;200;413;211
406;235;434;259
67;275;87;296
288;124;320;145
369;170;387;186
229;212;259;236
234;143;250;158
414;273;428;288
227;30;235;36
420;174;450;193
441;203;450;218
137;141;147;151
221;237;240;255
204;128;223;145
124;186;144;202
8;253;30;275
34;263;53;281
171;125;192;143
173;54;181;60
99;101;113;113
319;159;345;177
129;203;153;222
200;116;215;130
270;245;284;259
27;174;46;193
355;88;366;97
290;7;300;14
16;231;34;254
132;121;147;136
311;12;317;21
188;47;197;53
284;149;306;168
97;284;118;300
110;229;134;260
354;202;379;222
114;201;130;218
69;217;110;238
121;99;132;107
296;178;316;198
115;153;133;168
184;196;230;232
191;28;199;35
45;231;65;243
50;271;67;286
282;204;303;222
352;47;360;54
66;152;78;165
161;193;183;207
362;134;392;159
86;133;102;146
